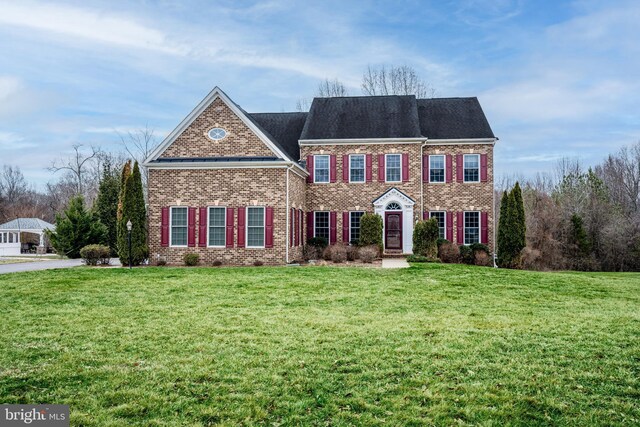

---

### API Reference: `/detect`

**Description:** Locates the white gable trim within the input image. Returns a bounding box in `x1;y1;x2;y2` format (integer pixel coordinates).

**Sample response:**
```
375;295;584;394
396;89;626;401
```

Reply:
372;188;416;208
144;87;290;164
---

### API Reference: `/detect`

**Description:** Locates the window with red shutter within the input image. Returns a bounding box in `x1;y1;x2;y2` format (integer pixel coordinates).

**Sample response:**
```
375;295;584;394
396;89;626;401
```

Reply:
237;207;245;248
481;211;489;244
456;211;464;244
366;154;372;182
306;155;314;183
480;154;488;182
161;207;169;247
198;207;207;247
446;155;453;183
378;154;385;182
187;207;196;247
342;212;349;243
342;155;349;182
265;207;274;248
422;155;429;182
306;211;314;240
402;153;409;181
329;211;337;244
226;208;234;248
446;211;453;241
456;155;464;182
330;155;337;183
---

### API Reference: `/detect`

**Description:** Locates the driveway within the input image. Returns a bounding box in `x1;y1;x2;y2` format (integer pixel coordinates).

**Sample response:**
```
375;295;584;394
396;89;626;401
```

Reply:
0;258;122;275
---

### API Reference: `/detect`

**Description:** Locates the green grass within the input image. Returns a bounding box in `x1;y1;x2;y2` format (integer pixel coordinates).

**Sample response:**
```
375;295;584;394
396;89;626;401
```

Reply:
0;264;638;426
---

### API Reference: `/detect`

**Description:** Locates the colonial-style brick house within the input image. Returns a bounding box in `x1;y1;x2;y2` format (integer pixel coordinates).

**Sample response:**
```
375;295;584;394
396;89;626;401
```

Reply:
144;87;496;265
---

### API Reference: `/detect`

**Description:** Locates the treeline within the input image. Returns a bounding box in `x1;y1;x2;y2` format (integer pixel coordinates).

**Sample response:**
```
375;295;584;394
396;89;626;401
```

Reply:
497;141;640;271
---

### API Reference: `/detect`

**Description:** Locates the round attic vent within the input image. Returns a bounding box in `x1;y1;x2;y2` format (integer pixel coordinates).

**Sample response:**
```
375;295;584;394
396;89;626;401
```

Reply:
208;128;227;141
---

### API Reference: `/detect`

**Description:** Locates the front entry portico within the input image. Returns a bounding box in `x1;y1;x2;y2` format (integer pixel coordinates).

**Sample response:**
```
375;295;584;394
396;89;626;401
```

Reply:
373;188;415;254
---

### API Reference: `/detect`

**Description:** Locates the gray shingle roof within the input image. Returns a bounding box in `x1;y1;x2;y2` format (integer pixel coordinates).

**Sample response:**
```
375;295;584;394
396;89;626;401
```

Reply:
249;112;308;161
300;95;422;140
416;97;495;139
0;218;55;231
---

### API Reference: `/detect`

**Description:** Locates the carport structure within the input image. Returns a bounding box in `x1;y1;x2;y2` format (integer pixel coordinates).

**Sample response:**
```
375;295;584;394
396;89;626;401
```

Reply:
0;218;55;256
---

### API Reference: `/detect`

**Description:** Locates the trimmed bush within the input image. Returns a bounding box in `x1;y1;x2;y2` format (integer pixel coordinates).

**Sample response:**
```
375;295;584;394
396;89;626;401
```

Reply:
183;253;200;266
407;254;428;263
331;245;347;263
413;218;439;258
359;245;378;263
253;260;264;267
307;237;328;249
474;251;492;267
439;242;460;263
459;245;474;265
303;244;322;261
359;213;383;251
156;259;167;266
212;259;223;267
80;244;111;266
346;245;357;261
322;245;333;261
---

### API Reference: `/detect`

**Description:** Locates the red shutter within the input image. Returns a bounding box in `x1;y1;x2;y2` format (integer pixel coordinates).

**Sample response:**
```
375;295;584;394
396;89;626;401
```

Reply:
446;212;454;242
265;207;274;248
456;154;464;182
329;211;337;244
456;211;464;244
446;155;453;183
298;209;303;246
480;154;488;182
307;211;314;239
226;208;234;248
198;207;207;247
187;207;196;247
343;212;349;243
366;154;372;182
423;211;428;220
423;155;429;182
290;208;294;247
378;154;385;182
330;155;337;183
237;207;245;248
294;209;299;247
342;155;349;182
402;153;409;182
161;207;169;247
481;212;489;244
306;155;314;183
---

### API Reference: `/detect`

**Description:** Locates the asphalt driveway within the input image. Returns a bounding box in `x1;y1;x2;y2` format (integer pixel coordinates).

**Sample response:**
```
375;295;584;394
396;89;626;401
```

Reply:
0;258;122;275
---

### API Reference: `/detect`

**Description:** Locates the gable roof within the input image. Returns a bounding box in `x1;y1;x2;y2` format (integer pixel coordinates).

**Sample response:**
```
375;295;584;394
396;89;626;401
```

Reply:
144;87;302;167
416;97;495;139
0;218;54;231
249;112;308;161
300;95;422;140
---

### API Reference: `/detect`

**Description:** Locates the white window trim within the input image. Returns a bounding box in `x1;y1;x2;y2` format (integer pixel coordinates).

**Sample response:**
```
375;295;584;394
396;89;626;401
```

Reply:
169;206;188;248
463;154;481;183
349;154;365;183
246;206;266;249
313;154;330;184
429;211;446;239
385;153;402;183
463;210;481;245
349;211;365;243
428;155;446;184
207;206;227;248
313;210;330;240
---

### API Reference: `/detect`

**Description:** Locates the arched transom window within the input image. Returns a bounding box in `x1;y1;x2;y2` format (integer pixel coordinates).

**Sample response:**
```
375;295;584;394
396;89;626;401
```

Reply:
385;202;402;210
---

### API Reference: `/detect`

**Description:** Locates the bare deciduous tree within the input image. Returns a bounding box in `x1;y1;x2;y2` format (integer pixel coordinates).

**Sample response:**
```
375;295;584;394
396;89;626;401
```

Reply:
48;144;100;197
317;78;348;97
119;126;159;188
361;65;436;98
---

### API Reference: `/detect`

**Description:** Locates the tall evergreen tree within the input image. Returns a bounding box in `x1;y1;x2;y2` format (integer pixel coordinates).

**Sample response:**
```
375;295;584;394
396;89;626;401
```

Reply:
47;195;106;258
116;160;131;263
511;182;527;258
94;161;120;254
118;161;148;265
497;190;511;267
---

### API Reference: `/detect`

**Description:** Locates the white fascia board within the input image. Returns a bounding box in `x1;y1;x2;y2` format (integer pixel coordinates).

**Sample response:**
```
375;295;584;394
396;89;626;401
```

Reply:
299;137;427;146
425;138;497;145
144;86;290;163
144;161;309;178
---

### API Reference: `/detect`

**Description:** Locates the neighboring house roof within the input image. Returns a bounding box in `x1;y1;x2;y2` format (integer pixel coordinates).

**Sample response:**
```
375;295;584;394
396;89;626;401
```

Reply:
0;218;55;232
300;95;422;140
249;112;308;161
416;97;495;139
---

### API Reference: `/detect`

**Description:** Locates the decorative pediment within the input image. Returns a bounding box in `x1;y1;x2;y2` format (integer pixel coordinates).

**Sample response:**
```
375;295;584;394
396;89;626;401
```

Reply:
372;188;415;208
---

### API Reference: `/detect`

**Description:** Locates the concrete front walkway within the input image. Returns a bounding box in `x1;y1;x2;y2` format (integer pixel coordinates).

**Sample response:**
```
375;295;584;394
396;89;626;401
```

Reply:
381;258;410;268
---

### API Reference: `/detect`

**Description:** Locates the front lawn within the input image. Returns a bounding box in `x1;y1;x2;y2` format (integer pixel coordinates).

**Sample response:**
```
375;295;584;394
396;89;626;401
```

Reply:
0;264;638;425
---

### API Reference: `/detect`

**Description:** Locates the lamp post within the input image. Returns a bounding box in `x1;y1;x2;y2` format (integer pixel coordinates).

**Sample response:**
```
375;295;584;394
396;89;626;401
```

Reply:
126;220;132;270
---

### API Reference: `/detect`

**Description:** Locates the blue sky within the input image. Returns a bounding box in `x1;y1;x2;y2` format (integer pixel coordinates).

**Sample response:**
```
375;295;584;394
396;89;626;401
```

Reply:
0;0;638;187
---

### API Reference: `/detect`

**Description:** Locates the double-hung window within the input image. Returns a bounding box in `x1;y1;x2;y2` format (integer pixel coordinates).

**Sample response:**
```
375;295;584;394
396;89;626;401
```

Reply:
208;207;226;247
386;154;401;182
464;154;480;183
314;155;330;183
464;211;480;245
429;155;445;183
170;206;188;247
429;211;446;239
247;207;265;248
314;211;330;241
349;154;365;183
350;211;365;243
